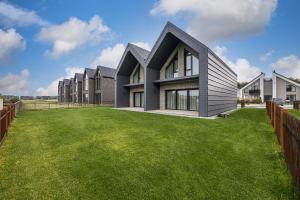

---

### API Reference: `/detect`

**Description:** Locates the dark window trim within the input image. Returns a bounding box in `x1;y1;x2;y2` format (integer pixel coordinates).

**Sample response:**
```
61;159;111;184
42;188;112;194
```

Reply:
184;49;199;76
133;65;141;83
133;92;144;107
165;88;199;111
286;83;296;92
165;52;178;79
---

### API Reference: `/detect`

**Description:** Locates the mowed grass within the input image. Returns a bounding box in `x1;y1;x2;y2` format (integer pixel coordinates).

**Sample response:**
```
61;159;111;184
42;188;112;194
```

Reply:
0;108;296;199
289;109;300;119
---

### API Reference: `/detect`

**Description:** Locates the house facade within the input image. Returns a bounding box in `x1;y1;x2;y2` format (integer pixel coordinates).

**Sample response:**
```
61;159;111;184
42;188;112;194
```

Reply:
116;22;237;117
239;71;300;102
82;68;96;104
94;66;116;104
63;79;71;103
58;81;63;102
69;78;75;103
74;73;83;103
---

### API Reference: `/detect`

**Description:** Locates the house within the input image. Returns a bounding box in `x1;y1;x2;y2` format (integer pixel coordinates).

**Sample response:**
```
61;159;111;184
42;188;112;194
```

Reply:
63;79;71;102
239;71;300;102
82;68;96;104
74;73;83;103
94;66;116;104
115;43;149;108
58;81;63;102
116;22;237;117
69;78;75;103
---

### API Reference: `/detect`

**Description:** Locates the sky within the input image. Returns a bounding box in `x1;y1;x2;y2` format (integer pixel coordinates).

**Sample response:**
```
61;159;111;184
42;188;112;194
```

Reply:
0;0;300;96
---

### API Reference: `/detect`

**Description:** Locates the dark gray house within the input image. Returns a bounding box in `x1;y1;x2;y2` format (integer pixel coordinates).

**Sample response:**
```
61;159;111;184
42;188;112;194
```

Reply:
63;79;71;103
115;43;150;108
94;66;116;104
116;22;237;117
58;81;63;102
74;73;83;103
82;68;96;104
69;78;75;103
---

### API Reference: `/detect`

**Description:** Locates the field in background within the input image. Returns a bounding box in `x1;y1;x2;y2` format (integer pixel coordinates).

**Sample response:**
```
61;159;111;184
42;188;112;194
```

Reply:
0;107;295;199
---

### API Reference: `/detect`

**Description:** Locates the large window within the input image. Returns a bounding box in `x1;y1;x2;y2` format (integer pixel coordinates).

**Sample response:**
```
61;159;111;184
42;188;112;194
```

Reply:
134;92;144;107
184;49;199;76
96;71;101;90
286;83;296;92
84;74;88;90
166;89;199;111
165;54;178;79
133;65;140;83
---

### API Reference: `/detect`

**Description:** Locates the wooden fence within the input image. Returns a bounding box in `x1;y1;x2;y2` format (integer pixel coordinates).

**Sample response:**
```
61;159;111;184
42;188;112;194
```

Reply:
266;101;300;197
0;102;21;145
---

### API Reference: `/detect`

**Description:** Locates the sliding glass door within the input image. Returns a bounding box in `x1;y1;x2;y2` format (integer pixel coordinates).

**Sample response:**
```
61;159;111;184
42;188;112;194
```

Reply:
134;92;144;107
166;89;199;111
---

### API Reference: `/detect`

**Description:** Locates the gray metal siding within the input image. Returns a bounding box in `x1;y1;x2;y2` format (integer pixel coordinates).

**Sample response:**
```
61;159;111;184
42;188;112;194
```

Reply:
207;52;237;116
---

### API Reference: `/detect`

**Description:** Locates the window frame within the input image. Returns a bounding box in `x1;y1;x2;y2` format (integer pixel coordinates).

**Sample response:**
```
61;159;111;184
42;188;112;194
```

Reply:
286;83;296;92
132;65;141;83
133;92;144;107
165;53;178;79
184;49;199;76
165;88;199;111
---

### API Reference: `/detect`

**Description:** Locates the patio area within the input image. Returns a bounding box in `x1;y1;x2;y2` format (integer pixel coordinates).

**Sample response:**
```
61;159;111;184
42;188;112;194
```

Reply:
114;107;217;119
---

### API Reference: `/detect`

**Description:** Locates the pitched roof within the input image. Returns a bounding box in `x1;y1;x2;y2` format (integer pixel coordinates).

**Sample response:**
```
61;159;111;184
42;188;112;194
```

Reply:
97;66;116;78
273;71;300;87
75;73;83;81
84;68;96;78
63;79;70;85
240;72;265;91
129;43;150;61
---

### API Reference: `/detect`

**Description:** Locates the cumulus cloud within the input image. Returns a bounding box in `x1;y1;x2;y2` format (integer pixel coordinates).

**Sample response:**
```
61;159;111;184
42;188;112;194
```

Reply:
271;55;300;78
0;1;48;27
0;28;26;61
260;50;274;62
214;46;261;82
37;15;110;58
0;69;30;95
151;0;277;43
35;67;84;96
91;42;151;68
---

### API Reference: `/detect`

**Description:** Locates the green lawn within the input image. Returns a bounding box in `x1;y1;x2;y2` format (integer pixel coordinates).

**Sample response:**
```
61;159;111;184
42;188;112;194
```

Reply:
0;108;296;199
289;109;300;119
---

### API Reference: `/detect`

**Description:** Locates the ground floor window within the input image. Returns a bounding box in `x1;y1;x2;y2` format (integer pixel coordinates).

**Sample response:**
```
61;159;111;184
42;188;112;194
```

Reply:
166;89;199;111
286;94;296;102
134;92;144;107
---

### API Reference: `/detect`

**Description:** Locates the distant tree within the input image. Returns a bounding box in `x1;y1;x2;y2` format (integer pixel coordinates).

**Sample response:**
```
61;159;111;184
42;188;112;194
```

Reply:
237;82;249;89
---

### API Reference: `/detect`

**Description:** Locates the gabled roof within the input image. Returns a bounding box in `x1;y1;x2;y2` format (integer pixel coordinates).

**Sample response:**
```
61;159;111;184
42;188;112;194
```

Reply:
116;43;150;76
63;79;70;85
240;72;265;91
145;22;236;76
58;81;63;86
84;68;96;78
96;66;116;78
273;71;300;87
74;73;83;82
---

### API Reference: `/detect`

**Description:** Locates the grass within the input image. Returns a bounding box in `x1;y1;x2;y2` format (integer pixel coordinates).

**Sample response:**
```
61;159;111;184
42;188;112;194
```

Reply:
0;107;296;199
289;109;300;119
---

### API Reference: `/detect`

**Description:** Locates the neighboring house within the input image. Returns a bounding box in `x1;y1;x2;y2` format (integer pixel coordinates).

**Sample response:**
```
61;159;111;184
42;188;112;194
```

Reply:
20;96;34;100
116;22;237;117
239;71;300;102
115;43;149;108
58;81;63;102
94;66;116;104
74;73;83;103
82;68;96;104
63;79;71;103
69;78;75;103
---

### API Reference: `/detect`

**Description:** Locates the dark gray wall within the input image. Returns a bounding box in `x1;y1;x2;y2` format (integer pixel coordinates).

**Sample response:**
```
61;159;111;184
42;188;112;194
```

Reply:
115;75;130;107
145;68;160;110
198;48;208;117
207;51;237;116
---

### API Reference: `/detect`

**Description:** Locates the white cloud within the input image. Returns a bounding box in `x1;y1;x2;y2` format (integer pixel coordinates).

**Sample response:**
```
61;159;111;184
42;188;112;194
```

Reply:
35;67;84;96
37;15;110;58
271;55;300;78
151;0;277;43
0;69;30;95
0;1;48;27
0;28;26;61
91;43;125;68
260;50;274;62
214;46;262;82
91;42;151;68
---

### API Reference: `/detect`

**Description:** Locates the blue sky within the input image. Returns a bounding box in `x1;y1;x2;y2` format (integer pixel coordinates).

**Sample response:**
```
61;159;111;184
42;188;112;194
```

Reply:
0;0;299;96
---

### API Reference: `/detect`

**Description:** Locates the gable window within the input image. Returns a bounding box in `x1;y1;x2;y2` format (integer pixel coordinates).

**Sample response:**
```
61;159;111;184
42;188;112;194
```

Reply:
184;49;199;76
286;83;296;92
96;71;101;90
133;65;140;83
84;74;89;90
165;53;178;79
